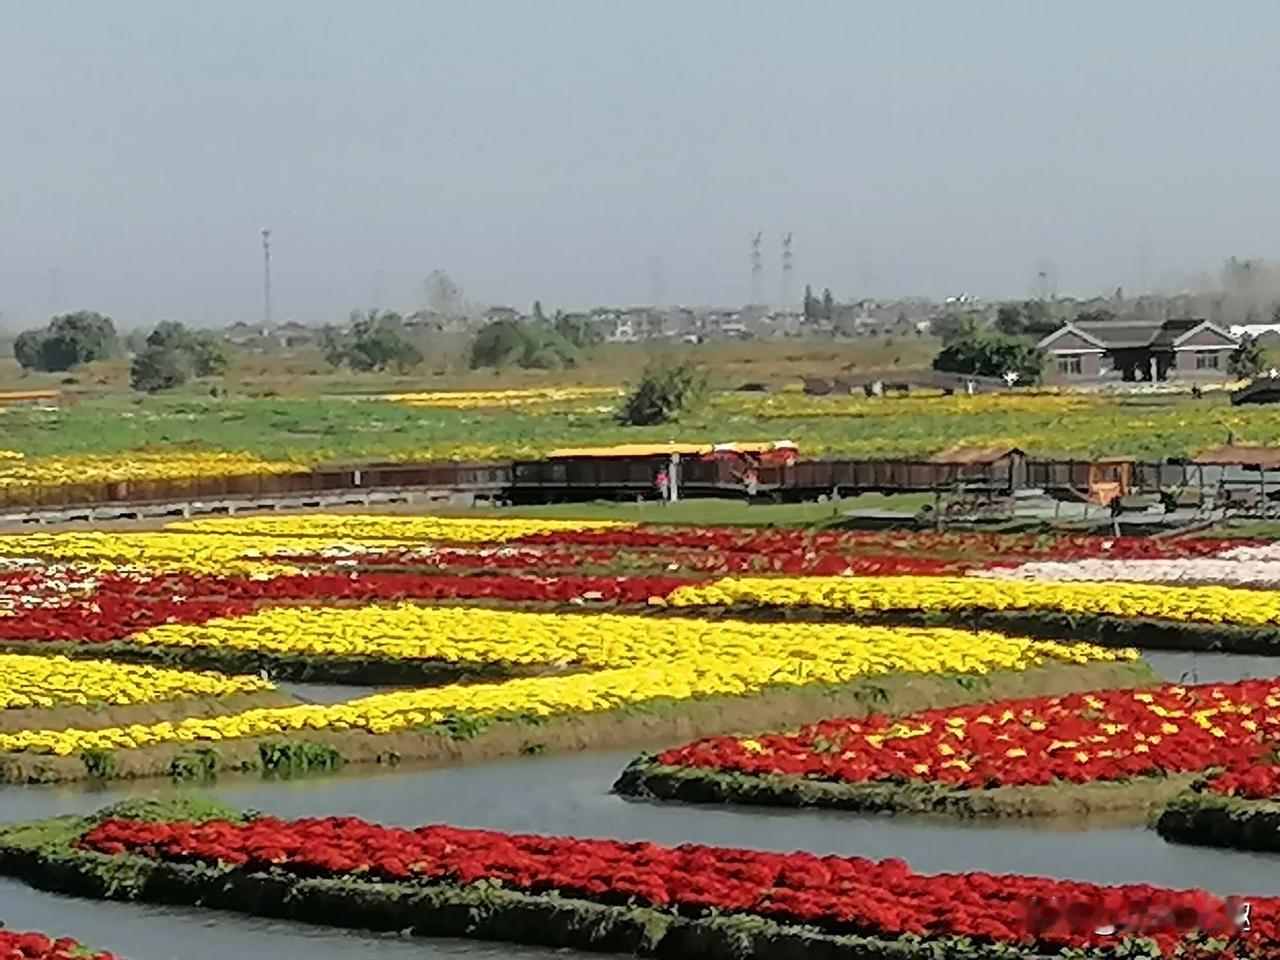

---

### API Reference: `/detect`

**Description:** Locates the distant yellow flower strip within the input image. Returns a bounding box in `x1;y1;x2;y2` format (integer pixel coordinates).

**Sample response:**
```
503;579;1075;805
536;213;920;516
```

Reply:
167;514;633;543
0;653;270;710
0;519;627;575
384;387;622;409
708;391;1092;420
0;532;321;576
0;613;1133;755
0;451;304;490
129;604;1136;670
661;576;1280;627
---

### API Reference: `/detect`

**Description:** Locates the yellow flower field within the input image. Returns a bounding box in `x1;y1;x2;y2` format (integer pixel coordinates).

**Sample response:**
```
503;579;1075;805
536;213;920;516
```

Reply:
127;603;1135;671
0;653;269;710
0;451;304;490
660;576;1280;627
0;515;626;574
0;532;309;576
168;513;631;543
708;391;1092;420
0;615;1132;755
384;387;622;409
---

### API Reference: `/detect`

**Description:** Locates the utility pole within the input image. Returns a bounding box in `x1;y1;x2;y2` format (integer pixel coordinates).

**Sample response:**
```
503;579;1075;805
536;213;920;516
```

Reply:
261;228;273;329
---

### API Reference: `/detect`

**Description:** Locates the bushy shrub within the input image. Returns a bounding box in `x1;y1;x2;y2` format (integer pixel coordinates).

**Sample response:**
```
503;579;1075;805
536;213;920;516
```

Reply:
13;311;119;372
617;362;708;425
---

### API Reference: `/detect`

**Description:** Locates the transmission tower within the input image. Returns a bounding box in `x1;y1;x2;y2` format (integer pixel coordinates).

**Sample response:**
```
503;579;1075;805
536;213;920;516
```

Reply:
781;232;794;308
749;232;763;304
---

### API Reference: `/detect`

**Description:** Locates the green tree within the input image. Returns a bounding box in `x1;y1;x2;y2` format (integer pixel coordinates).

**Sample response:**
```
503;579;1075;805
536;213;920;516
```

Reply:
12;330;44;370
1074;308;1117;324
554;313;603;349
821;287;834;321
995;301;1059;339
322;310;423;373
929;311;983;345
145;320;229;376
468;319;577;370
617;362;708;426
13;311;119;372
1229;334;1266;380
932;329;1045;383
802;285;818;324
130;344;192;393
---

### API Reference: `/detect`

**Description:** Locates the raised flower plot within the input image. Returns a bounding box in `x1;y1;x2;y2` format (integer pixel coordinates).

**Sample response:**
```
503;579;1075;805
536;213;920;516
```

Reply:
622;679;1280;817
0;613;1138;762
45;806;1273;959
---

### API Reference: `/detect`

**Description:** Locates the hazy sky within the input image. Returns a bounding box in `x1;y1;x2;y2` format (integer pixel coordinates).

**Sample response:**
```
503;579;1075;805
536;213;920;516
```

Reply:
3;1;1280;327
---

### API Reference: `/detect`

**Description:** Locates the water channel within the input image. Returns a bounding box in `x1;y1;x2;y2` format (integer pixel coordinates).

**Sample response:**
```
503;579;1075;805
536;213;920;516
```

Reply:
3;651;1278;959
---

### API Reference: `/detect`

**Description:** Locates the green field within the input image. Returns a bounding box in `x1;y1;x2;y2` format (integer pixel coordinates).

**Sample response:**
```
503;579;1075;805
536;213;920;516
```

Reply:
0;389;1270;465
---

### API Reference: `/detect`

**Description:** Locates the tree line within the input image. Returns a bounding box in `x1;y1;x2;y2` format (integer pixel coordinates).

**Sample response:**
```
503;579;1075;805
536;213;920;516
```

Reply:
9;306;609;393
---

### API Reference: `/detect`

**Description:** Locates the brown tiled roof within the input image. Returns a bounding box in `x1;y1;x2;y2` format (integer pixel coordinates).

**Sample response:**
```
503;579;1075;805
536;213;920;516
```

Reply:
1192;444;1280;467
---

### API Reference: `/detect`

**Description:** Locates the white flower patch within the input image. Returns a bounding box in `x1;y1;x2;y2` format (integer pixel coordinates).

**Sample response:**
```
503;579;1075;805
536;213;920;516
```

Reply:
1219;543;1280;562
971;558;1280;588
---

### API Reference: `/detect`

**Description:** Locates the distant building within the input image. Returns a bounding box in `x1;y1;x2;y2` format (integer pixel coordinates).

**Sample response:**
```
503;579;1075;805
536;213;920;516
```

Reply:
482;306;522;324
276;321;313;348
1038;318;1237;384
222;321;267;346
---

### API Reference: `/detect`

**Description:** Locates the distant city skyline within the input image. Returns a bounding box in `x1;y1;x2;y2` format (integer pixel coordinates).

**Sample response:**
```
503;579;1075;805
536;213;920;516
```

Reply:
3;1;1279;327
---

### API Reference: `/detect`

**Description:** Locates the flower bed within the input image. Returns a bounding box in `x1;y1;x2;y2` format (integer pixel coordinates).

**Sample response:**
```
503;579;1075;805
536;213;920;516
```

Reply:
516;527;1251;561
976;558;1280;589
0;609;1138;758
2;799;1266;959
620;679;1280;817
0;572;691;650
168;513;633;543
0;652;270;710
0;929;120;960
661;575;1280;628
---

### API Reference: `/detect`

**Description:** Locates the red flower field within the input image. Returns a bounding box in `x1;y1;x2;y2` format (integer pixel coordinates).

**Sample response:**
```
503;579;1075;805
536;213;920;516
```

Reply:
0;570;690;644
0;930;118;960
514;526;1252;562
1209;763;1280;800
77;814;1275;955
656;680;1280;790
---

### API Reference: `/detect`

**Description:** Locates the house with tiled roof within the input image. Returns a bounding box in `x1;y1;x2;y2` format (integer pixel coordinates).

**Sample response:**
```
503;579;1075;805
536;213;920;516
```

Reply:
1037;318;1237;384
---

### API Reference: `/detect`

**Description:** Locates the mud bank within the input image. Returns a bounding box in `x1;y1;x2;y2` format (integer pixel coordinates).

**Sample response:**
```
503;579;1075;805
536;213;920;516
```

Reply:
1156;791;1280;852
615;758;1197;820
